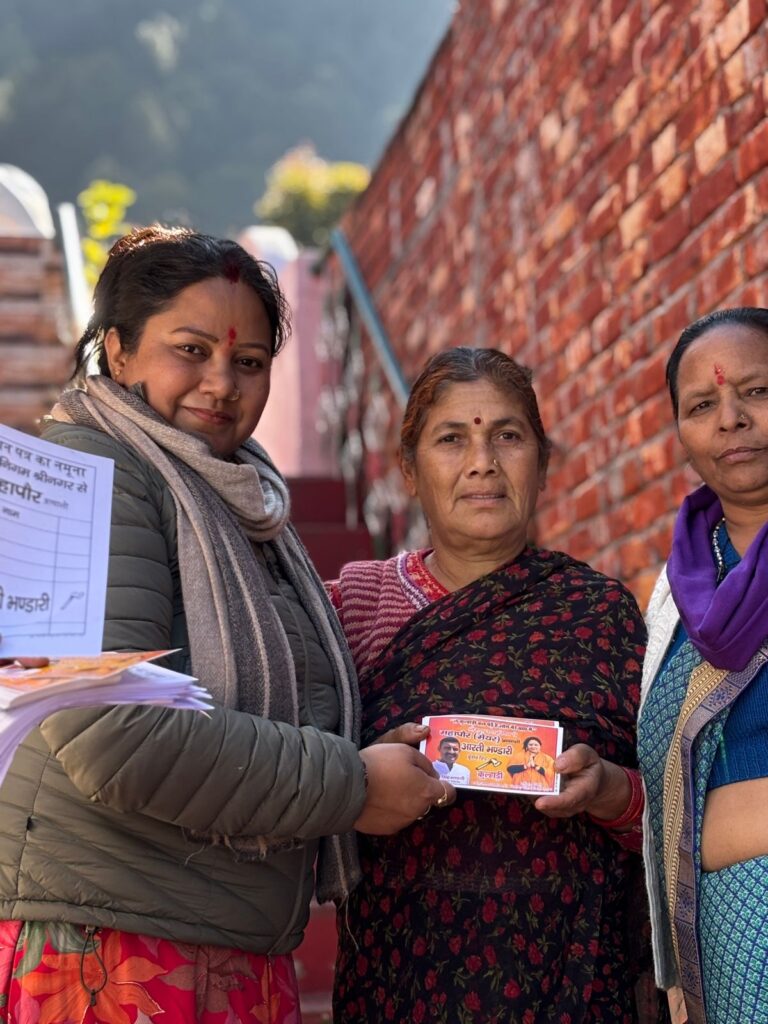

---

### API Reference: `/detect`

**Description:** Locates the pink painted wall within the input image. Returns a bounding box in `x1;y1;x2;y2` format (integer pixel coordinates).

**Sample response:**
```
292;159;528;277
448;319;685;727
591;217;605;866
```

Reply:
238;232;338;477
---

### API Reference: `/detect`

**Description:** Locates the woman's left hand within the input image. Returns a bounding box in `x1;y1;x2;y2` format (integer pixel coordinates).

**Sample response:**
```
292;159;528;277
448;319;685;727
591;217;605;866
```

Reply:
533;744;630;820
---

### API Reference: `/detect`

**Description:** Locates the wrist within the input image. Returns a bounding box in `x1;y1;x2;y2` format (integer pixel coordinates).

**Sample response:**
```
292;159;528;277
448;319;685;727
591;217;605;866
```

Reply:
588;766;644;830
586;760;630;819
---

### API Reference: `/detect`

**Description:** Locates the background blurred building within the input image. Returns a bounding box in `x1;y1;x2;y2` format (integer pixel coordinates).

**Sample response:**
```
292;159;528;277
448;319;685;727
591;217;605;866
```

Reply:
238;225;372;582
0;166;73;431
239;226;336;477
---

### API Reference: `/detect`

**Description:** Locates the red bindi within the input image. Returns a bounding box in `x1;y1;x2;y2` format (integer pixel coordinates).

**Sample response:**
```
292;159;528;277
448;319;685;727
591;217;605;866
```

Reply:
714;363;725;386
474;417;482;425
227;326;237;344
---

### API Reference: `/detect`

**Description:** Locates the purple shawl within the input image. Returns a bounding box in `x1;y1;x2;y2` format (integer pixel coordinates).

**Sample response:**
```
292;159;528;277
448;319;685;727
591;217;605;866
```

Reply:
666;484;768;671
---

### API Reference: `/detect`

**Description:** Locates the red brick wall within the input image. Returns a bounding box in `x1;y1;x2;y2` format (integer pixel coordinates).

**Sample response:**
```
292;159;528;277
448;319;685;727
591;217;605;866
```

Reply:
333;0;768;605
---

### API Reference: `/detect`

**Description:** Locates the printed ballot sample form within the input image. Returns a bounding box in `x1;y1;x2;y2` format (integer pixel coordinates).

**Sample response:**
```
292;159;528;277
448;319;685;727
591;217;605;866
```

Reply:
0;423;114;657
0;425;215;780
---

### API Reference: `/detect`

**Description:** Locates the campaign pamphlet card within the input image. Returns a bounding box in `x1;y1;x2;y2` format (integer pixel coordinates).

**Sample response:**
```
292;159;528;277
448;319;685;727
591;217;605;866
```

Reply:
420;713;564;795
0;651;175;706
0;423;114;657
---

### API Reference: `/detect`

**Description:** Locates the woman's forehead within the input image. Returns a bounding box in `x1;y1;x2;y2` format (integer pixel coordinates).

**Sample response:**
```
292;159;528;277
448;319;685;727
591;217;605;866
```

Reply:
426;379;525;418
678;324;768;380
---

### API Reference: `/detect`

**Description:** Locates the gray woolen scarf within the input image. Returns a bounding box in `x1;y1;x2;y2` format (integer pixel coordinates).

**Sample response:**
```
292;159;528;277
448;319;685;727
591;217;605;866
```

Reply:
51;375;362;901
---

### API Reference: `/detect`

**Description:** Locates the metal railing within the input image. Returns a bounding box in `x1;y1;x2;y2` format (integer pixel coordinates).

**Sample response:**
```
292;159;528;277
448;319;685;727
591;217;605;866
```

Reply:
329;227;409;408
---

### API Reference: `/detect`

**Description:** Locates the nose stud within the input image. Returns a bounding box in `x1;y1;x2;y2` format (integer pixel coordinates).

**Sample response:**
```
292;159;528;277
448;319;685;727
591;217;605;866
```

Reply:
227;387;241;402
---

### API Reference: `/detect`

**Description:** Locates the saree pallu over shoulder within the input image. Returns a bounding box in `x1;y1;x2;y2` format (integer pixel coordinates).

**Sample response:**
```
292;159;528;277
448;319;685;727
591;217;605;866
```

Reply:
359;545;644;760
640;639;768;1024
661;658;728;1024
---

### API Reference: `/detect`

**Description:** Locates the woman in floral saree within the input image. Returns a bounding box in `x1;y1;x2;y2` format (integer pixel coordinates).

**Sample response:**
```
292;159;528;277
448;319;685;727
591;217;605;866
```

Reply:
329;348;659;1024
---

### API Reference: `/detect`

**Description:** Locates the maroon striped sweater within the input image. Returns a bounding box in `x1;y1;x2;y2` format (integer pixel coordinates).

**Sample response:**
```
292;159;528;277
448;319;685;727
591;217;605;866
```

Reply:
326;550;447;677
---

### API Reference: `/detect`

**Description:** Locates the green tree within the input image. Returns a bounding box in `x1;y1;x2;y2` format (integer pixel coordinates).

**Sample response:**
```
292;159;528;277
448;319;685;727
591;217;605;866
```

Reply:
255;145;369;246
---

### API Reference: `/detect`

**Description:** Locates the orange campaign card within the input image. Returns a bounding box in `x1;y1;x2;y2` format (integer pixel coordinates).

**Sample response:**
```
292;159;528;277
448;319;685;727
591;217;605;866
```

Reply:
419;713;564;795
0;651;173;697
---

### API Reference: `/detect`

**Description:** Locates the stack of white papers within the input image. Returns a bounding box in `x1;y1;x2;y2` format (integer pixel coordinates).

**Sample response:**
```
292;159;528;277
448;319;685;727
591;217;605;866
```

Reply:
0;651;212;788
0;426;212;787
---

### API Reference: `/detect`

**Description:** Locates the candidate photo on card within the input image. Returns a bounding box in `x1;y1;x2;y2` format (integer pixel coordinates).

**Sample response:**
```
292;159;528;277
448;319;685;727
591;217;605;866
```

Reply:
431;735;470;785
506;735;556;791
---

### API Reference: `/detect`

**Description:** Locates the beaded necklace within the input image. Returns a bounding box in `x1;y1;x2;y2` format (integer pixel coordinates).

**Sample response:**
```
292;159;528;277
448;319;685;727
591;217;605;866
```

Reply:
712;517;727;582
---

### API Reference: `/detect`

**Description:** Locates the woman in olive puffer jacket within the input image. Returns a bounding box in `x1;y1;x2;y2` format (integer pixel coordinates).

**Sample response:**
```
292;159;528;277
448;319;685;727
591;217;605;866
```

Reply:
0;225;450;1024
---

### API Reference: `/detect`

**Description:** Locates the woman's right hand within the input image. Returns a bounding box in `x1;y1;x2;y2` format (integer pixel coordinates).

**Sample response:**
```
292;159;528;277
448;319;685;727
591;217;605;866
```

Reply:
354;743;455;835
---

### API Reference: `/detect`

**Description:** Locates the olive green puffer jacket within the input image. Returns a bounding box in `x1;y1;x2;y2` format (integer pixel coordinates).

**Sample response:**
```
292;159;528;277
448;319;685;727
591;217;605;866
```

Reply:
0;424;365;953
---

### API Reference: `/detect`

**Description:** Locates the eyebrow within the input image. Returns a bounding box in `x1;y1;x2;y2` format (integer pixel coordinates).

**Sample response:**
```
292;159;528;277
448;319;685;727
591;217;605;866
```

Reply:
680;385;715;403
171;326;218;342
170;326;270;350
681;372;767;401
429;416;528;433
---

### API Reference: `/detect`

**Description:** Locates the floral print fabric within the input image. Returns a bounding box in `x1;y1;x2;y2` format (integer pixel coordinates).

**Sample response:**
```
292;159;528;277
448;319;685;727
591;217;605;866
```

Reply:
335;546;653;1023
0;920;300;1024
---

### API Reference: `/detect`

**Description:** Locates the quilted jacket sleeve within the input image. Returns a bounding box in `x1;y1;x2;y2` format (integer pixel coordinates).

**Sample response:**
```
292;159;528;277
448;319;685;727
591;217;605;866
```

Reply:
39;425;366;841
40;703;365;840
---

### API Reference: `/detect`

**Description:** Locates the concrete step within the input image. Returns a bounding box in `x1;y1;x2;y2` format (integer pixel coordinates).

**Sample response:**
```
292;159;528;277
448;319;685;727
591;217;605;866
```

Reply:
292;522;372;580
0;297;61;342
0;252;48;298
288;476;347;525
0;342;73;386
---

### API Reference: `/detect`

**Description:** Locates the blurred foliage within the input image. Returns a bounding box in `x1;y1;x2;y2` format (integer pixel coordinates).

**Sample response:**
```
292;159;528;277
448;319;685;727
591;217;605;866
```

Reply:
78;179;136;288
0;0;452;234
256;145;369;246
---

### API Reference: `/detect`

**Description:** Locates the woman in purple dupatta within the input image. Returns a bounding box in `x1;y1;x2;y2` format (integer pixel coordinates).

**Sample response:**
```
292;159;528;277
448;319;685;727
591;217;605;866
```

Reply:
638;309;768;1024
330;349;661;1024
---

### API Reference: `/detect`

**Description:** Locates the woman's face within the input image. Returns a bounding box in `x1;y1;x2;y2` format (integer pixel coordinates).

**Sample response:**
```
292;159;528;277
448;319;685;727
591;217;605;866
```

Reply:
401;379;544;557
675;324;768;512
525;739;541;754
105;278;273;456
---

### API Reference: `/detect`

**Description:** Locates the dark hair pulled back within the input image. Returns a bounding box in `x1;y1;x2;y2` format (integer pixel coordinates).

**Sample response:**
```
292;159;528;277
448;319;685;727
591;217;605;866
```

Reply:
72;224;290;379
666;307;768;418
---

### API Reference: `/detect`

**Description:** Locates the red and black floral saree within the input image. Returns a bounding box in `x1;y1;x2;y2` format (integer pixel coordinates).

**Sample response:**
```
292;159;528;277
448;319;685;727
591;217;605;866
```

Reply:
335;546;655;1024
